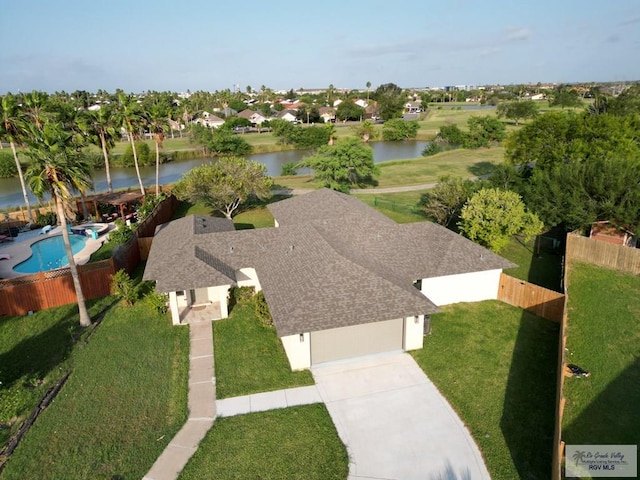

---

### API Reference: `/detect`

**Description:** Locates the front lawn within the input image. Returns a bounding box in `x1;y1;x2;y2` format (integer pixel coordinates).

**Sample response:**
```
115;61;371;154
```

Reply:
354;190;427;224
562;262;640;446
0;300;189;480
179;404;348;480
412;301;559;480
213;304;314;399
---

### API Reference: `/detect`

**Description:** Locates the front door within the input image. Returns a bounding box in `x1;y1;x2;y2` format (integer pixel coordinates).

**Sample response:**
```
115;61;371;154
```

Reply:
190;288;209;305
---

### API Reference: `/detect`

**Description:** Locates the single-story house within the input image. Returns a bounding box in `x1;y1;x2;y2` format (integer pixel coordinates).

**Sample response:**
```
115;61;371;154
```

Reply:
318;106;336;123
194;111;225;129
144;189;514;370
237;109;268;125
275;109;298;123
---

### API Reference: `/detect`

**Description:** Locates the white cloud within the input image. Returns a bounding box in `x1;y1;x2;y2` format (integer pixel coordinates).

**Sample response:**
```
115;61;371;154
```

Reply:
505;27;532;42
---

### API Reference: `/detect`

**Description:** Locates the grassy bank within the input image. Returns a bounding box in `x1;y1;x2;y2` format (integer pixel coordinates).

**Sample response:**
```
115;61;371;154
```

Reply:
0;300;189;480
412;301;559;480
562;262;640;446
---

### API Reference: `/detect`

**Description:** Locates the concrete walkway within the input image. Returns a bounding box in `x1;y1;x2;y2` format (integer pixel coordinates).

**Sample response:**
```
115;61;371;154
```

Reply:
143;315;216;480
312;353;491;480
216;385;321;417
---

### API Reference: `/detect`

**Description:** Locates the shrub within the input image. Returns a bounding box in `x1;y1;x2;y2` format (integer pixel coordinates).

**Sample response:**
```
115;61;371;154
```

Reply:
231;286;255;307
145;289;168;314
253;291;273;328
107;219;134;246
382;119;419;141
121;142;152;167
0;152;18;178
281;161;298;176
136;193;166;223
35;211;57;227
422;143;443;157
110;269;139;306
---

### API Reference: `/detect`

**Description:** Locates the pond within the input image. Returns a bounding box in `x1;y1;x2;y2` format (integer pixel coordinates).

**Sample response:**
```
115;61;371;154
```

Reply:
0;140;429;210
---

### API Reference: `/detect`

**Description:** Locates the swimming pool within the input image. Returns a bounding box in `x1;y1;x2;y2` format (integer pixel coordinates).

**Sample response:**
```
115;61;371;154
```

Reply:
13;235;88;273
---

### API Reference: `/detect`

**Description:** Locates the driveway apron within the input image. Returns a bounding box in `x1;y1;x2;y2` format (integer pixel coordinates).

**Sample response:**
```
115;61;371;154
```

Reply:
312;352;491;480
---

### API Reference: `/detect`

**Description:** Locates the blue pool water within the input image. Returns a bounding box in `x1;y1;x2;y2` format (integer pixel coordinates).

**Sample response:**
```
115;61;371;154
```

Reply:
14;235;88;273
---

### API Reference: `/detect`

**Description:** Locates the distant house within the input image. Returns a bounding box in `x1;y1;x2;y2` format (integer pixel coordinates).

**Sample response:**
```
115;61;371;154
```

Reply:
354;99;368;108
589;221;637;247
238;109;268;125
332;99;343;108
276;109;298;123
318;106;336;123
405;101;422;113
194;111;225;128
144;189;514;370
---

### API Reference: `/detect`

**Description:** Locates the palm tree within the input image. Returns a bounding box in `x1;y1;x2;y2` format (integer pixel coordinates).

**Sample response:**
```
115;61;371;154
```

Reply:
0;94;35;224
79;104;118;193
366;81;371;102
118;93;146;195
23;121;94;327
21;90;50;129
146;101;169;196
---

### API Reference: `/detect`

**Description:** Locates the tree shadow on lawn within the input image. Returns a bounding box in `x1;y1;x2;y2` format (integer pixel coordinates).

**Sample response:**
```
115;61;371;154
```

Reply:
467;161;497;178
500;309;560;480
0;298;119;391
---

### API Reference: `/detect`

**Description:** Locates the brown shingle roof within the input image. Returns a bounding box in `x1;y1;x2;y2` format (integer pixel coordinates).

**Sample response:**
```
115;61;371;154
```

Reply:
144;189;515;337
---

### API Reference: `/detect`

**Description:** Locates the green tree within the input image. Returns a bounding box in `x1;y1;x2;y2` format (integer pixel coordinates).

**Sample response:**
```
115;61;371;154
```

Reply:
606;84;640;116
465;115;506;147
336;101;365;122
147;100;170;196
23;121;94;327
208;129;252;156
550;85;583;109
374;83;405;120
78;104;118;192
297;137;379;193
0;94;35;223
419;176;478;227
118;93;146;195
437;124;467;147
382;119;419;141
173;157;272;219
496;100;539;125
351;120;378;143
366;81;371;101
459;188;543;252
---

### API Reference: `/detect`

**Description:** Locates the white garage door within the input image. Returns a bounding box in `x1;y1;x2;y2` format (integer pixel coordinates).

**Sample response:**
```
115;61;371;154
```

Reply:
310;318;403;365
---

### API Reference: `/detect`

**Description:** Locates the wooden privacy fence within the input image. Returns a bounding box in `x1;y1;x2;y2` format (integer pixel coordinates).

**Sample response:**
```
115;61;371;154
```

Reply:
0;260;115;316
566;233;640;274
497;273;565;322
0;194;178;317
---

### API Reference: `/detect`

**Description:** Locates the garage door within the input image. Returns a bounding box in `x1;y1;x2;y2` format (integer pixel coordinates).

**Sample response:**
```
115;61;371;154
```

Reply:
310;318;403;365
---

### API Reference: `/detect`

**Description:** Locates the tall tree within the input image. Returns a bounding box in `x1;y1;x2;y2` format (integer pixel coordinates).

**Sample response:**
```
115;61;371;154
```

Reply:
351;119;377;143
374;83;405;120
146;100;170;196
0;94;35;223
419;175;478;227
79;104;118;193
24;121;94;327
21;90;50;129
496;100;539;125
173;157;272;219
118;93;146;195
366;81;372;102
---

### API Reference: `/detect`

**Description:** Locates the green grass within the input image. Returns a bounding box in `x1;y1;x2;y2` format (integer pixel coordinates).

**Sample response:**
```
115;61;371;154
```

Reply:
375;147;503;187
233;206;275;229
213;304;313;399
0;300;189;480
179;404;348;480
562;262;640;446
500;236;564;291
412;301;559;480
354;190;428;223
0;297;115;449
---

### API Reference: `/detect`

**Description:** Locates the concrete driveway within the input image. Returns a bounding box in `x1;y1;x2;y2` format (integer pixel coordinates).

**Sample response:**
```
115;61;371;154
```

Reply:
312;353;491;480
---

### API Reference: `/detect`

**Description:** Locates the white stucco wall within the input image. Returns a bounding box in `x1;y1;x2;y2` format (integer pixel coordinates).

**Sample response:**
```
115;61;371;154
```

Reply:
403;315;424;351
281;333;311;371
207;285;231;318
169;291;181;325
421;269;502;306
236;268;262;292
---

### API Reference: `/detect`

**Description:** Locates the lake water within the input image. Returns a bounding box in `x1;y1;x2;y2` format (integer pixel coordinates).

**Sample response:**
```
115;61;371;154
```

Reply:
0;140;428;210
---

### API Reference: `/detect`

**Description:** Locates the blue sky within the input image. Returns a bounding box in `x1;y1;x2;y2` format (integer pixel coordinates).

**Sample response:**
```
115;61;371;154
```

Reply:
1;0;639;94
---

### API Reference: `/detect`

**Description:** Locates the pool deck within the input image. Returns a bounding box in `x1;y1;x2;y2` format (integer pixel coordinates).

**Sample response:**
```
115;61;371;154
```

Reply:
0;225;113;279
